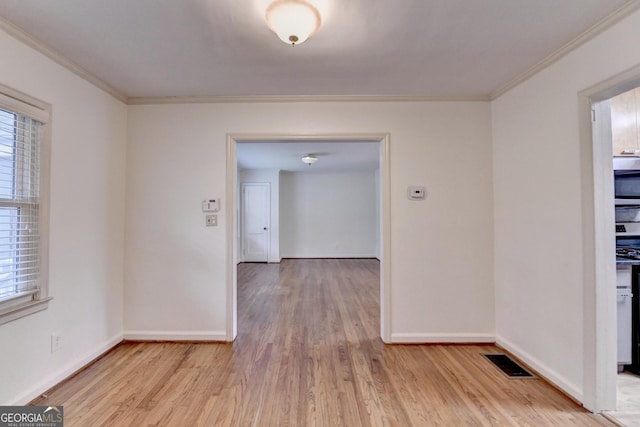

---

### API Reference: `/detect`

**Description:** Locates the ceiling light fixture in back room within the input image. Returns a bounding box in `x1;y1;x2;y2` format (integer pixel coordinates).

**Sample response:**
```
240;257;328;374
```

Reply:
302;155;318;165
265;0;321;46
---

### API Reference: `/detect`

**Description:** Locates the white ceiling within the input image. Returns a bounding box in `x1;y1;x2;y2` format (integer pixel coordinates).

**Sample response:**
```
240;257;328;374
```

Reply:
237;141;380;173
0;0;633;100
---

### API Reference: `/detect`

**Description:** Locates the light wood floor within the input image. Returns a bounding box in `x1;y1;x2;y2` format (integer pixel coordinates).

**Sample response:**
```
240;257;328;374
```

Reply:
32;258;613;426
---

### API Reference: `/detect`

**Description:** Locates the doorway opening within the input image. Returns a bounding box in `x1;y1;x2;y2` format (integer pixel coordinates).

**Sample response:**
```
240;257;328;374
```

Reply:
581;65;640;414
225;134;392;343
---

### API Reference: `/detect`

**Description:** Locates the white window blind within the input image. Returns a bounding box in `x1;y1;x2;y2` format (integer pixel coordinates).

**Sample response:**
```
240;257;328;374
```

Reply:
0;108;41;304
0;84;49;325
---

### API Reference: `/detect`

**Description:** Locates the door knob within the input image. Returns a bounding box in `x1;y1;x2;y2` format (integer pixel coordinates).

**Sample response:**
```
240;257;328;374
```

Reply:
263;227;267;230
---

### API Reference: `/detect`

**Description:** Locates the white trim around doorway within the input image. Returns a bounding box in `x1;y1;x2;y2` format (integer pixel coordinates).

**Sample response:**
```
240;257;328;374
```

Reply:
579;64;640;412
225;133;392;343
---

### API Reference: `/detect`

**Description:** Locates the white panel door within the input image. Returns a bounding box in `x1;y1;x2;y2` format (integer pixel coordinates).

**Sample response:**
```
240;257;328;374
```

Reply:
242;183;270;262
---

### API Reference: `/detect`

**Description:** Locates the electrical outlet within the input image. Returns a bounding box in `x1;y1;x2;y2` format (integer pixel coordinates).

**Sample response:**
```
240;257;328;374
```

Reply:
51;332;62;353
205;214;217;227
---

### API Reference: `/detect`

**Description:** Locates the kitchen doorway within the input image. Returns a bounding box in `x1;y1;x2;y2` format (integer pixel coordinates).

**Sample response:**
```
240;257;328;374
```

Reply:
581;65;640;414
602;85;640;426
225;134;391;342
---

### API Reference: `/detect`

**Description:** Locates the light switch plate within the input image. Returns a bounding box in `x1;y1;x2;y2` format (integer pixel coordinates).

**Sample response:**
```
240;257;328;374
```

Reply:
205;214;218;227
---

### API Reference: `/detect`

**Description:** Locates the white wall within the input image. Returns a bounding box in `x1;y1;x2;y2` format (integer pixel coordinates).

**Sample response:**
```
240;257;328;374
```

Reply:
239;168;280;262
491;8;640;404
0;30;127;404
125;101;495;342
280;171;377;258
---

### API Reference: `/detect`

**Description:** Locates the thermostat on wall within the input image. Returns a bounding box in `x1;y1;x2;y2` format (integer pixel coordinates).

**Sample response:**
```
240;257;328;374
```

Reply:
407;186;426;200
202;199;219;212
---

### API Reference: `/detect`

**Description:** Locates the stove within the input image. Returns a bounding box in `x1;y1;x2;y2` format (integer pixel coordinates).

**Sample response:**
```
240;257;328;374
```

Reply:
617;247;640;260
616;222;640;250
614;165;640;373
616;222;640;236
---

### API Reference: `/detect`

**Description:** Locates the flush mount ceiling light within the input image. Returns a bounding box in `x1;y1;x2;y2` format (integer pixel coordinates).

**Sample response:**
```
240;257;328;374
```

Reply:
302;154;318;165
265;0;321;46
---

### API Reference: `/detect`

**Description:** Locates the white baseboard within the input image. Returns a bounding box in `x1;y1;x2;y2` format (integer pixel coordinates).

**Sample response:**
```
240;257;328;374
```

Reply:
12;332;123;405
280;254;379;259
123;330;228;341
496;335;583;403
391;332;495;343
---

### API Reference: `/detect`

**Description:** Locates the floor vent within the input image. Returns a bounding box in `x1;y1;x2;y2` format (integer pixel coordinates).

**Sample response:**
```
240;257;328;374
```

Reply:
483;354;535;379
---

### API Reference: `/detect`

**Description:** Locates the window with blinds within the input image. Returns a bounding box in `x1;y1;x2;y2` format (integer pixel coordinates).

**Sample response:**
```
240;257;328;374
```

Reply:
0;109;40;303
0;83;50;325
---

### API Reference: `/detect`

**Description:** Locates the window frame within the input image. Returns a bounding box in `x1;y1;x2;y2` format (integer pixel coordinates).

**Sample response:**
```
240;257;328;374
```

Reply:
0;82;51;325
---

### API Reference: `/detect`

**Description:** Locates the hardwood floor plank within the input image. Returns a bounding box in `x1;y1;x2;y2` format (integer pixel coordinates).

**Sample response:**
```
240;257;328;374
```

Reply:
30;259;612;426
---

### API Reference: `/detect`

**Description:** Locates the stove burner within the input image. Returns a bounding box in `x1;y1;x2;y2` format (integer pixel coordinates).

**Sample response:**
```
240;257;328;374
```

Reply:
617;247;640;259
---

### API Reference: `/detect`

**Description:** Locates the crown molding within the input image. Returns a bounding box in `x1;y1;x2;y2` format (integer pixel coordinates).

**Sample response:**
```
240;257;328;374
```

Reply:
0;15;128;104
490;0;640;100
126;94;490;105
